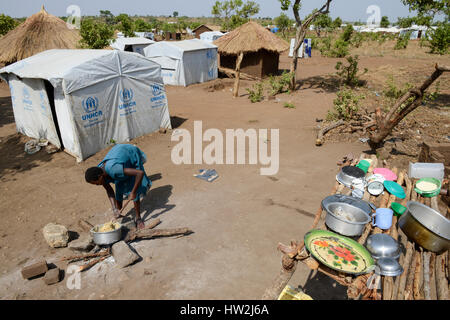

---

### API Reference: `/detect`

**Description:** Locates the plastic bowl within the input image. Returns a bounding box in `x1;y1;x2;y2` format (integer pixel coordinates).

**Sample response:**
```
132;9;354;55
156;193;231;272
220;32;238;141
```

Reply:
414;178;441;198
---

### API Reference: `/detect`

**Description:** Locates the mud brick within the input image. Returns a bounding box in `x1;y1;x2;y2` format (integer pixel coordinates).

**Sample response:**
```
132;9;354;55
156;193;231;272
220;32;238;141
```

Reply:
21;259;48;279
43;268;60;285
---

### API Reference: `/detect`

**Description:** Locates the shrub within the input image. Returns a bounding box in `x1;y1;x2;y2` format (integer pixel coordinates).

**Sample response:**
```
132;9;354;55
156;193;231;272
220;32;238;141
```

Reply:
394;32;411;50
284;102;296;109
351;32;364;48
341;24;354;42
268;71;294;96
319;37;349;58
0;14;18;36
428;23;450;55
246;82;264;103
79;19;114;49
383;75;413;100
335;55;368;87
327;88;365;121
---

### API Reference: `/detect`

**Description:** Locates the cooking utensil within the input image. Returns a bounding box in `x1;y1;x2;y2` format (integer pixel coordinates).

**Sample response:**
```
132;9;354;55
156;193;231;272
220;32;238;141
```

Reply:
321;194;375;215
323;202;371;236
336;166;366;188
91;222;122;245
399;201;450;254
375;257;403;276
366;234;400;260
391;202;406;216
414;178;441;198
372;208;394;230
384;180;406;199
304;229;375;275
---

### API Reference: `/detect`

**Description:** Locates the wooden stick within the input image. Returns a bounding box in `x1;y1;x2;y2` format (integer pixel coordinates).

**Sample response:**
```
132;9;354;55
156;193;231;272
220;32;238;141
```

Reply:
404;251;419;300
423;251;431;300
79;255;109;272
132;227;193;240
397;241;414;300
383;277;395;300
233;52;244;98
262;254;298;300
124;218;161;242
60;249;110;262
429;253;438;300
436;251;449;300
316;120;345;146
413;250;423;300
392;249;405;300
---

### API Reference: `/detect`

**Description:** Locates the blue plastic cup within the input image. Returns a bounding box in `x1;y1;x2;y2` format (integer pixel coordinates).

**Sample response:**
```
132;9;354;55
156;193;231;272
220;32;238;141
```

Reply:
372;208;393;230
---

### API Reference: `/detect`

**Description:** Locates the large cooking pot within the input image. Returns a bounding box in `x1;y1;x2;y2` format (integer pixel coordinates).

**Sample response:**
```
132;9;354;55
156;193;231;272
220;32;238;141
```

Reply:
90;222;122;245
399;201;450;254
323;202;371;237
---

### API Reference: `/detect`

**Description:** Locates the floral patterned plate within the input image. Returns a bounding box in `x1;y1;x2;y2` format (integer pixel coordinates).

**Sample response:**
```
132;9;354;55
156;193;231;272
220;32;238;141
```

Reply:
304;229;375;275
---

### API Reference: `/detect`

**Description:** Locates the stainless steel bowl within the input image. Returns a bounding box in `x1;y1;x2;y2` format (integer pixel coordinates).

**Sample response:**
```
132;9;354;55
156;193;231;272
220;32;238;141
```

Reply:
366;234;400;260
399;201;450;253
91;222;122;245
324;202;371;236
336;166;366;187
322;194;375;215
375;257;403;277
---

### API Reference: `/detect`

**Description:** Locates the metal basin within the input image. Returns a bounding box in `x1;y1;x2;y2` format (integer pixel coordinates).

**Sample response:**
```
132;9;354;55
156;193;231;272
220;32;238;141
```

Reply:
91;222;122;245
336;166;366;187
321;194;375;215
366;234;400;260
399;201;450;254
375;257;403;277
324;202;371;237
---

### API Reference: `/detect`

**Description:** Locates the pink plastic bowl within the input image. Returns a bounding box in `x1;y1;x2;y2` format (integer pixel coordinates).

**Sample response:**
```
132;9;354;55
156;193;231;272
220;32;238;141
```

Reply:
373;168;397;181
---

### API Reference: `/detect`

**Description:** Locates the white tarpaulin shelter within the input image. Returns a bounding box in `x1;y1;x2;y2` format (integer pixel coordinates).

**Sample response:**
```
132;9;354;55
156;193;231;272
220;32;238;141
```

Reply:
143;39;218;86
110;37;155;55
200;31;224;43
0;49;171;161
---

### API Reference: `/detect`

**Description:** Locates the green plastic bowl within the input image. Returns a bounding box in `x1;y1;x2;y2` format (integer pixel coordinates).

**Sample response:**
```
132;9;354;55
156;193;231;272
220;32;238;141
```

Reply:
356;160;371;173
391;202;407;216
414;178;441;198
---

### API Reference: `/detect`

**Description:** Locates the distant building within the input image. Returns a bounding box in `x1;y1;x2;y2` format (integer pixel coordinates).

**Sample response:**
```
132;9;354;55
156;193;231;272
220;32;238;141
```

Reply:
192;25;224;39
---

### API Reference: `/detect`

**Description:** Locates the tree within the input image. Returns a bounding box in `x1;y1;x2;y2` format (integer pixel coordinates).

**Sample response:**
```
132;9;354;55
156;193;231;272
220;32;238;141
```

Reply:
79;19;114;49
380;16;390;28
333;17;342;29
211;0;260;30
116;13;135;37
0;14;18;36
173;11;179;18
135;19;151;32
279;0;333;90
401;0;449;20
99;10;115;25
274;13;292;38
313;13;332;36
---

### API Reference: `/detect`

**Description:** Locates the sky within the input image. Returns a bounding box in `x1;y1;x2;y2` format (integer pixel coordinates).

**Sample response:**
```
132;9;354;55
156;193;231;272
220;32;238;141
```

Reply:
1;0;416;22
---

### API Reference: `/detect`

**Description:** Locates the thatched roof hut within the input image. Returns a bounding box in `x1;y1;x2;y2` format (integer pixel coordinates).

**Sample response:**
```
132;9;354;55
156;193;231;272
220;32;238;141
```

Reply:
0;6;80;65
214;21;289;79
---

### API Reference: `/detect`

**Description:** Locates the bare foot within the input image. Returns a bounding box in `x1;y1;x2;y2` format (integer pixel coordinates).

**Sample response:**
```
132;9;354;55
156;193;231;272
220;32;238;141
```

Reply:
136;218;145;230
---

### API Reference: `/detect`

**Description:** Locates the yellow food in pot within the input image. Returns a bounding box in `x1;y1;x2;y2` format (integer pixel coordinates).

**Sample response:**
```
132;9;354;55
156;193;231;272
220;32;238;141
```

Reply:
97;221;117;232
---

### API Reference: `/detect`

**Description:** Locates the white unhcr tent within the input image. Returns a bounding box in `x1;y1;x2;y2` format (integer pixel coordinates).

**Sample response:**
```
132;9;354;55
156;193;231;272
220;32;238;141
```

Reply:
143;39;218;86
0;49;171;161
200;31;224;43
110;37;155;55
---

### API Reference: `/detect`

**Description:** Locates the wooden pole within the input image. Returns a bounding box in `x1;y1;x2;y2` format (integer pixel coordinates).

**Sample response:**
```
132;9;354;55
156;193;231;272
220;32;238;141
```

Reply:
233;52;244;98
397;241;414;300
436;251;449;300
423;251;431;300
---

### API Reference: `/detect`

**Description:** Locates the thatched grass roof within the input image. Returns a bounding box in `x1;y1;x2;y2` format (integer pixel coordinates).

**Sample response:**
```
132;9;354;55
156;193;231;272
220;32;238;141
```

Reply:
0;6;80;64
213;21;289;55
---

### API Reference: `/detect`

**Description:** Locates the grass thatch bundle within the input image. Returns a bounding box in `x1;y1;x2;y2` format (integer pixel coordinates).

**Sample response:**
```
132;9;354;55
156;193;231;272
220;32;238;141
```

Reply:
214;21;289;55
0;6;80;64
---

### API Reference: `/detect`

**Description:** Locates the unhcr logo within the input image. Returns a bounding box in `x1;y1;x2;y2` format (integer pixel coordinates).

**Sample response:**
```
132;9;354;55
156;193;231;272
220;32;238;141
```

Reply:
81;97;102;121
150;84;165;103
119;88;136;110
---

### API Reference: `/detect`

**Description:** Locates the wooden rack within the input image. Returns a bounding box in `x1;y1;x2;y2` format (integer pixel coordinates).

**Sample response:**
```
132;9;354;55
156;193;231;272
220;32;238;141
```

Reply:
263;154;449;300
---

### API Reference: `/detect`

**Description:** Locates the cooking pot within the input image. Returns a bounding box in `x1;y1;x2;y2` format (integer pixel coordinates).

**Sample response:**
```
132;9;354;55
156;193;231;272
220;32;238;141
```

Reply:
323;202;371;237
90;222;123;245
399;201;450;254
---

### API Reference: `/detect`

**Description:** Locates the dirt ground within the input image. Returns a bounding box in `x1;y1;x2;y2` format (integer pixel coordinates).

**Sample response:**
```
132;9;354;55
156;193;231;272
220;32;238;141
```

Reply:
0;45;447;300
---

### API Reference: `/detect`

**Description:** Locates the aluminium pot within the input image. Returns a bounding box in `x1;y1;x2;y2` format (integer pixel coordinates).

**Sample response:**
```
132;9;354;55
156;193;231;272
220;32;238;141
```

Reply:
398;201;450;254
90;222;122;245
323;202;371;237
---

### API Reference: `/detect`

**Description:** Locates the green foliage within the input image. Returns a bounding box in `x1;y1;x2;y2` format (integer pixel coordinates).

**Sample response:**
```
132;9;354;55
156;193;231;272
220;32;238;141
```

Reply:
134;19;151;32
313;13;333;35
212;0;259;30
246;82;264;103
428;23;450;54
335;55;368;87
274;13;292;37
173;11;179;17
380;16;390;28
351;32;364;48
327;88;365;121
319;37;349;58
115;13;135;37
341;24;354;42
284;102;296;109
268;71;294;96
333;17;343;29
189;22;203;30
79;19;114;49
401;0;449;20
99;10;115;25
162;22;177;33
383;75;413;100
394;32;411;50
0;14;18;36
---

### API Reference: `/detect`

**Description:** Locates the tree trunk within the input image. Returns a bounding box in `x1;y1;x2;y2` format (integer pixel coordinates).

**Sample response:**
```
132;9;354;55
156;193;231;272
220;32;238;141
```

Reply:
369;64;449;149
233;52;244;98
